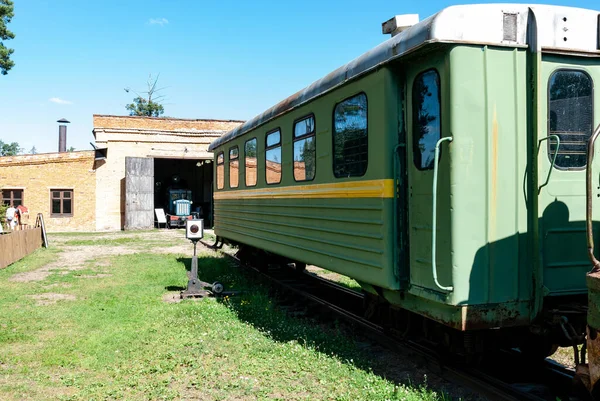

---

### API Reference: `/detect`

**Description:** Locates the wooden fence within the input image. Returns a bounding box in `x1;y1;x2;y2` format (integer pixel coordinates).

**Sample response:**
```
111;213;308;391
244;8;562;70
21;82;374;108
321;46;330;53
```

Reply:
0;228;43;269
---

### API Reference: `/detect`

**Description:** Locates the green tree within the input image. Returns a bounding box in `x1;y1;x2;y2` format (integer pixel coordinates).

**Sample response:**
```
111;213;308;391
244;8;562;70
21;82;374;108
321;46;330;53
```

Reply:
0;140;21;156
29;146;37;154
245;139;257;157
67;146;75;152
413;71;440;168
299;137;316;179
0;204;7;226
549;70;592;100
0;0;15;75
125;74;165;117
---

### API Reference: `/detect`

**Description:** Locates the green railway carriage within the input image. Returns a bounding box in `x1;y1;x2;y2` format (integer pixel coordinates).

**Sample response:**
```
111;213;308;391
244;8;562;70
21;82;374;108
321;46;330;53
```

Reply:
209;4;600;355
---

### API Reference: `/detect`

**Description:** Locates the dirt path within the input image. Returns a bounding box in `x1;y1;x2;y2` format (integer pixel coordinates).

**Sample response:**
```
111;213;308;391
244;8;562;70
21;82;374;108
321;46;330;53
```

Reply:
9;229;216;283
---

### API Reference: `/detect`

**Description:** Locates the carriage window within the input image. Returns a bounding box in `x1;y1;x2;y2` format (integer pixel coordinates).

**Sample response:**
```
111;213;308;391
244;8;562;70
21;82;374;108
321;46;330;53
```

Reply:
229;146;239;188
266;129;282;184
413;69;441;170
548;69;593;169
245;138;257;187
293;115;316;181
333;93;368;177
216;152;224;190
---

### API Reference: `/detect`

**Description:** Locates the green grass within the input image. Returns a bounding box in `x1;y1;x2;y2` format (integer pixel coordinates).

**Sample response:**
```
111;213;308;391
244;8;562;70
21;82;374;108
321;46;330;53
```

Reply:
63;237;146;246
0;245;61;276
51;229;159;237
62;233;189;249
309;268;362;292
0;232;459;401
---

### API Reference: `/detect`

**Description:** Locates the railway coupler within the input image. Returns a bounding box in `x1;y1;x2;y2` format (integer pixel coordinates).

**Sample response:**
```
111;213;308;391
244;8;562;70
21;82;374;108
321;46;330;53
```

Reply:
575;271;600;398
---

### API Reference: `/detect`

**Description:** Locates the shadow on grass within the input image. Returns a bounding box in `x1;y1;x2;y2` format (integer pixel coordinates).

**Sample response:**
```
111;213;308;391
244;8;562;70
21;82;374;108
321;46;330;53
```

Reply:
177;257;192;272
173;255;466;400
165;285;186;291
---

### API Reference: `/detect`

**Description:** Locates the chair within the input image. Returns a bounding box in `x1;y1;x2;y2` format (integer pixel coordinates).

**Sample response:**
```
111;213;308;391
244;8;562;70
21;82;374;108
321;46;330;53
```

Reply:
155;209;167;229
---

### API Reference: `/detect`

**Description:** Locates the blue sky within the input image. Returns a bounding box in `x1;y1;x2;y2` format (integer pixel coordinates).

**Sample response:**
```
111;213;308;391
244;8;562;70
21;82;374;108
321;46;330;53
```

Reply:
0;0;598;154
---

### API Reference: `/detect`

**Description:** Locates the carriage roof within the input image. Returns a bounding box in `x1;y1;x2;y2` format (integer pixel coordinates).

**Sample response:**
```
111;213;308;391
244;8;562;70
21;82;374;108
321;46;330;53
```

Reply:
208;3;600;151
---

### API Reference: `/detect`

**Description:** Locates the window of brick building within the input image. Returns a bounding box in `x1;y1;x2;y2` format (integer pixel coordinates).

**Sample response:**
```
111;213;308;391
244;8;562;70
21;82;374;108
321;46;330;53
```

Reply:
2;189;23;207
51;189;73;217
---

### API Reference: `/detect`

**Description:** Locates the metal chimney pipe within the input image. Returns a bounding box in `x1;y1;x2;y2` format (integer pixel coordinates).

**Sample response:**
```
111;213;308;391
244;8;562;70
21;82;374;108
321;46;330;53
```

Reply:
58;125;67;152
57;118;70;152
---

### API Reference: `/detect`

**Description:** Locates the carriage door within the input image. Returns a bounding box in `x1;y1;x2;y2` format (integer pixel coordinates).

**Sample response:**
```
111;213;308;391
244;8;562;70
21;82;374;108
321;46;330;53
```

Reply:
538;56;600;295
124;156;154;230
406;66;452;292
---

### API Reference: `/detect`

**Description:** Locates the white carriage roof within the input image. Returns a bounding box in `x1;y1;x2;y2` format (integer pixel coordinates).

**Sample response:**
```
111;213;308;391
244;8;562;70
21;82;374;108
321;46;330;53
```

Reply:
208;3;600;151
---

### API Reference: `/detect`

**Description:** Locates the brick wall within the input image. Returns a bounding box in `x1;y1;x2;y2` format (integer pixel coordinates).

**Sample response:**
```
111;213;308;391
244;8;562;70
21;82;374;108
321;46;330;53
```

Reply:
0;151;96;232
0;116;244;232
93;115;244;132
93;115;243;231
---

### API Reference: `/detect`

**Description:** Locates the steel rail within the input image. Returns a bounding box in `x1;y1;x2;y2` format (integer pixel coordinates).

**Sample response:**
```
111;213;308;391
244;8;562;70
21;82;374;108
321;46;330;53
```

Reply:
216;248;572;401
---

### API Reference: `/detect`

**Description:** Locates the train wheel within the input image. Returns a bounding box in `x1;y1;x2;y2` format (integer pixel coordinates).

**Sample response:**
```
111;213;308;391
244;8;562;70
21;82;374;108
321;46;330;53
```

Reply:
211;281;224;295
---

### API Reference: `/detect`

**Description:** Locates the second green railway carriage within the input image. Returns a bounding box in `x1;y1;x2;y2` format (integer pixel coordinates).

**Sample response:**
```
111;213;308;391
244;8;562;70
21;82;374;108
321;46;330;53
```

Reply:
209;4;600;356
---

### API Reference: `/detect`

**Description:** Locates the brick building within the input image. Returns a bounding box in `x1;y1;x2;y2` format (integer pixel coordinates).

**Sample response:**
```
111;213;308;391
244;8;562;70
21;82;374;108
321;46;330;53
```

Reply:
92;115;243;231
0;151;97;231
0;115;243;232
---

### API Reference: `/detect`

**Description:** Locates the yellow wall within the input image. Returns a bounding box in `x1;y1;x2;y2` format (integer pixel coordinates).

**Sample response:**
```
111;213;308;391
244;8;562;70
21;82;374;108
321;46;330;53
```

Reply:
0;116;243;232
93;115;243;231
0;151;97;232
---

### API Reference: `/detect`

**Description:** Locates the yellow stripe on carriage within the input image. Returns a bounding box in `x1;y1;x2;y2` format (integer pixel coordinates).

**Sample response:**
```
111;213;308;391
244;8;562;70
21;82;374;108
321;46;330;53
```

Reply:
213;179;395;200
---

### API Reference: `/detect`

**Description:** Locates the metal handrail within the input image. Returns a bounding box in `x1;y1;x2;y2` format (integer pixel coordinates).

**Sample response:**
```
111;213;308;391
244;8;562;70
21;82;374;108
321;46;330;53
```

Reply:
537;134;560;194
586;124;600;274
432;136;453;292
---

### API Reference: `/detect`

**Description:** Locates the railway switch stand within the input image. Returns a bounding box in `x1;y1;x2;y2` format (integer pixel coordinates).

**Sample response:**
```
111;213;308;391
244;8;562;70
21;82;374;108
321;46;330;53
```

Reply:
180;219;234;299
180;219;223;299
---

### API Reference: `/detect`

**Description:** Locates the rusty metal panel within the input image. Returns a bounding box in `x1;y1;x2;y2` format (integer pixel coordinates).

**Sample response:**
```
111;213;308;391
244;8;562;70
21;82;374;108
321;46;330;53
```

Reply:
581;272;600;395
0;228;43;269
125;157;154;230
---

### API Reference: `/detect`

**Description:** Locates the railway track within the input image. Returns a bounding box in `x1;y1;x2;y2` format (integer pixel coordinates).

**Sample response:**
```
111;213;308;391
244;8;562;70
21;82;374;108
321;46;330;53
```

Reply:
212;244;586;401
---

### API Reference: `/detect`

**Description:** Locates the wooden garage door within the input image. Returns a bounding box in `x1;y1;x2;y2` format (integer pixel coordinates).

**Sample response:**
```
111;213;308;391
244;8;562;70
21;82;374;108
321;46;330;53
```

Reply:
125;157;154;230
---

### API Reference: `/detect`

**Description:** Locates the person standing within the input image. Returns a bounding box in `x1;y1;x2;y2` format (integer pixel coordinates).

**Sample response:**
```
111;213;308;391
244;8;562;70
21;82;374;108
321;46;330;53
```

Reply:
5;204;16;230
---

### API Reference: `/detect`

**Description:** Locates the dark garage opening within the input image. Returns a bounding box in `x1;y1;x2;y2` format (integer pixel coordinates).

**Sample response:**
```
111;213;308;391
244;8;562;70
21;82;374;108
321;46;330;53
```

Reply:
153;158;213;227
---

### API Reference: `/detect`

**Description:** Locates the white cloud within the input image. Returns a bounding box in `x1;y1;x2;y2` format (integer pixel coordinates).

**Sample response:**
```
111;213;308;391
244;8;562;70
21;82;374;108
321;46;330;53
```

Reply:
49;97;73;105
149;18;169;26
